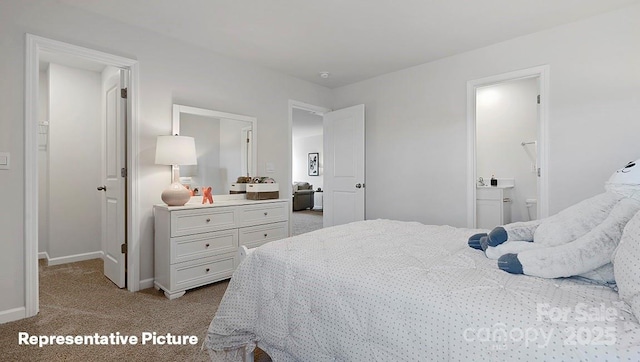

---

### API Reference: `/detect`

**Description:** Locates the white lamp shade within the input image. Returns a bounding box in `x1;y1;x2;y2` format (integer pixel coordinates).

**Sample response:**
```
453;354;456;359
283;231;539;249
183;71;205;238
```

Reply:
155;135;197;165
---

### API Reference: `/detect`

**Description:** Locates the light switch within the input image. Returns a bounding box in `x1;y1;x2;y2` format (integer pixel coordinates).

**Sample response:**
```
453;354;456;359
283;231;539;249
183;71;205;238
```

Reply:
0;152;9;170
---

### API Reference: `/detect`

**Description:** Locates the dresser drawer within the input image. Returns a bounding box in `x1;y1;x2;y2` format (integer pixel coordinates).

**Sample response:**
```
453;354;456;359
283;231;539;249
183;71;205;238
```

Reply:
171;253;236;291
171;229;238;264
239;221;289;249
237;202;288;227
170;207;237;237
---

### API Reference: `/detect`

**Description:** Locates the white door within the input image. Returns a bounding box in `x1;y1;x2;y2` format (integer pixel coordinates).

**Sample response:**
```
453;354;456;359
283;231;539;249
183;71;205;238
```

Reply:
101;69;127;288
323;104;365;227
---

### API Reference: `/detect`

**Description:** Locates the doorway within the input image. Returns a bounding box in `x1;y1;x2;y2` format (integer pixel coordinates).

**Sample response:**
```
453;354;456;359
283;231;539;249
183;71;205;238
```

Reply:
288;100;366;232
24;35;140;319
467;66;549;228
289;101;329;236
37;59;107;266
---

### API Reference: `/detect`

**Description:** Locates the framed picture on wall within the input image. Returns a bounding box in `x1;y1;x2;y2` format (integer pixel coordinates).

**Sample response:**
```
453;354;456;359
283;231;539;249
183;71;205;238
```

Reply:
308;152;319;176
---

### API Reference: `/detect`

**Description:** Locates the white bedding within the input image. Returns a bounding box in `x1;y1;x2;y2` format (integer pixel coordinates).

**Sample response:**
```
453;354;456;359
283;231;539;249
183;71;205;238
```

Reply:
205;219;640;361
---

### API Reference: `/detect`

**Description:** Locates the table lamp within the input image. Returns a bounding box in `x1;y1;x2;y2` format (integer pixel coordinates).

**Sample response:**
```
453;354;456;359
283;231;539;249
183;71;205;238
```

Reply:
155;135;197;206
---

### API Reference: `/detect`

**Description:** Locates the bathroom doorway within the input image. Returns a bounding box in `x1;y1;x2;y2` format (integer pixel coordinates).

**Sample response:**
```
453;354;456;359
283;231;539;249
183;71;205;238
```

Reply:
467;66;549;229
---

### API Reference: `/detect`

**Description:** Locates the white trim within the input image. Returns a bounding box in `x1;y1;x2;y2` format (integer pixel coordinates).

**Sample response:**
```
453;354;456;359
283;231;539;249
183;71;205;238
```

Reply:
25;34;39;318
289;100;331;115
38;252;49;260
139;278;155;290
287;100;332;236
0;307;26;324
173;105;257;126
466;65;550;228
25;34;141;320
47;251;104;266
127;61;141;292
466;83;476;229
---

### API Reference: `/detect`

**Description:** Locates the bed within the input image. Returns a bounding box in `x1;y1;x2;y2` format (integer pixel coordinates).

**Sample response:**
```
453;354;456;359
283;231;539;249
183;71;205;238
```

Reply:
205;219;640;361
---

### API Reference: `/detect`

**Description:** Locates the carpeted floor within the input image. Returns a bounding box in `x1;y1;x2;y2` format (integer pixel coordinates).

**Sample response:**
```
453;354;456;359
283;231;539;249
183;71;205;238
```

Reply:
0;259;271;362
291;209;323;236
0;211;323;361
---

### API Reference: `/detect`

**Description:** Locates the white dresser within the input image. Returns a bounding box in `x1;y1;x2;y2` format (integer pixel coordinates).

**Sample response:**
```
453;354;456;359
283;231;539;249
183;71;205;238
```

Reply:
153;197;289;299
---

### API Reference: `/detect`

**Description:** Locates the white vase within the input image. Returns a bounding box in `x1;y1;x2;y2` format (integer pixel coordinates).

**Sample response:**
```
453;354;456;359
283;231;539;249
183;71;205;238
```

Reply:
161;182;191;206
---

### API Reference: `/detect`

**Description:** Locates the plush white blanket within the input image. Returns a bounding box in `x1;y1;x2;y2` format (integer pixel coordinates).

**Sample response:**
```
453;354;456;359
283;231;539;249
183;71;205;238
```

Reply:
205;219;640;361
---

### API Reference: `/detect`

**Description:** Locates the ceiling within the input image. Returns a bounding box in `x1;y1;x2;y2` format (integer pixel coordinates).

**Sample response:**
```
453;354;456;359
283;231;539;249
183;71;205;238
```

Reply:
59;0;639;88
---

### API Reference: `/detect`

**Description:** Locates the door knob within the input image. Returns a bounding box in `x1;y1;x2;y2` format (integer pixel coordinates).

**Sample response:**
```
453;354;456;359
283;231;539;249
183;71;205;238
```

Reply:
97;185;107;191
355;183;362;189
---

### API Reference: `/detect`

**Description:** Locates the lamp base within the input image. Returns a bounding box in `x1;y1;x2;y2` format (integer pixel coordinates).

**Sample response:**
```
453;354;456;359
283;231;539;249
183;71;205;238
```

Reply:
161;182;191;206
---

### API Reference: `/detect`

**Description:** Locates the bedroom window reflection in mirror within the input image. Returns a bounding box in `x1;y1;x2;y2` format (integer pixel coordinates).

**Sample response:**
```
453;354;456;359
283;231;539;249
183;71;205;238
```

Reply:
172;105;257;195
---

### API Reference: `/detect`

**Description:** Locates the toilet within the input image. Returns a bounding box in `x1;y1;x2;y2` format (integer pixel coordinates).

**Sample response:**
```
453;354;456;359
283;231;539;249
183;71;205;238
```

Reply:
526;198;538;221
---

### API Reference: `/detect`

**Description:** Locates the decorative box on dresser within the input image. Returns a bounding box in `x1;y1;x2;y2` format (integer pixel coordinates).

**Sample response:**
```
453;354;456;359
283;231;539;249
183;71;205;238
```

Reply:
154;197;289;299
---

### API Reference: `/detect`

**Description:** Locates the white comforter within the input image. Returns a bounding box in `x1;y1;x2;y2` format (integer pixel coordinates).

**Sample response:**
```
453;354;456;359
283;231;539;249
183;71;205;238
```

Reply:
205;219;640;361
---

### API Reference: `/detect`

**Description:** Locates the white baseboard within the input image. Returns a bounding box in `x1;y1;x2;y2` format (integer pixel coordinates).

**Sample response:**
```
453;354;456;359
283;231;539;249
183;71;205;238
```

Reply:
139;278;155;290
38;251;49;260
47;251;104;266
0;307;26;324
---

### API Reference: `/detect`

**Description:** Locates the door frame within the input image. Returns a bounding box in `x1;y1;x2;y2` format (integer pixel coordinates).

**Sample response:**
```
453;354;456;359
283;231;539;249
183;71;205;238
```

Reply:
466;65;549;228
288;100;331;234
25;34;141;318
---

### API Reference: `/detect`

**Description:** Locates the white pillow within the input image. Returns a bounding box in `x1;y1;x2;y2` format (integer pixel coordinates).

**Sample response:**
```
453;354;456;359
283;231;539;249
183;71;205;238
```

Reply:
613;209;640;318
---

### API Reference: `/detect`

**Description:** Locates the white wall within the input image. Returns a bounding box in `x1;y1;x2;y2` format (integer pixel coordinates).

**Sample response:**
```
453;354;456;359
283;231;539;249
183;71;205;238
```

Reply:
47;63;102;259
476;78;538;222
332;4;640;227
292;135;323;190
0;0;332;315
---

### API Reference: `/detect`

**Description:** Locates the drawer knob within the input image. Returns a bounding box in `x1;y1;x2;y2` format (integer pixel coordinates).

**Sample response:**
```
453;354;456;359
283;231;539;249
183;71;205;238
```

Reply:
264;233;268;238
205;268;210;273
205;243;210;248
206;218;211;223
264;212;268;216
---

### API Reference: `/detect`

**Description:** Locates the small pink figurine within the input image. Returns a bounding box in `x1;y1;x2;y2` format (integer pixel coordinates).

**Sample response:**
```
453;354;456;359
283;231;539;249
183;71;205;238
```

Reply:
202;187;214;204
185;185;195;196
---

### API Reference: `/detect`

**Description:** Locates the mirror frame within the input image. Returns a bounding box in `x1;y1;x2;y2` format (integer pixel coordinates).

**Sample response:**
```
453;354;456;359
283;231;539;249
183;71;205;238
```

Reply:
172;104;258;183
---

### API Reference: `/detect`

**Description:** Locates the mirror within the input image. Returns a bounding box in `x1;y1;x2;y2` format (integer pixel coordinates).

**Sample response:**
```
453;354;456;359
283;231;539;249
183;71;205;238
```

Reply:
173;104;257;195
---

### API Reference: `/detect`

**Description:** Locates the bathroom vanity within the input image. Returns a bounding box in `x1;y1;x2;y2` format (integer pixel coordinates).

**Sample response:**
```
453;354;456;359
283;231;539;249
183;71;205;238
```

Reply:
476;186;512;229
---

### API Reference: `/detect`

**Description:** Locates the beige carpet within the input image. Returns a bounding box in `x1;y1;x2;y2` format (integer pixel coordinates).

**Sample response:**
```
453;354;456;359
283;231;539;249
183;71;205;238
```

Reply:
291;209;323;236
0;259;271;362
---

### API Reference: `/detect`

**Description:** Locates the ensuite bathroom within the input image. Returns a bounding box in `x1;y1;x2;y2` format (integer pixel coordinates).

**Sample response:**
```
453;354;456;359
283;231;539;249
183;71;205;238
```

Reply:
476;77;539;229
